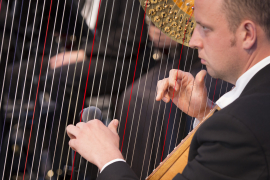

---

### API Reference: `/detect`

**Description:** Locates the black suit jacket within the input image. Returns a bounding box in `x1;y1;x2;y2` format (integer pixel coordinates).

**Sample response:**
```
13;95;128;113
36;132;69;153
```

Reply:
97;63;270;180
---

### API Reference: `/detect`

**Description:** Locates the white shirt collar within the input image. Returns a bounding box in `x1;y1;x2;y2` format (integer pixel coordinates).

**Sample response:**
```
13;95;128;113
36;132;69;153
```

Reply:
216;56;270;109
194;56;270;129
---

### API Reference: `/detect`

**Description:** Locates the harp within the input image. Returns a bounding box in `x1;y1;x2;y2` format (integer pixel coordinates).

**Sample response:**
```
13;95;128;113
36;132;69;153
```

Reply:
0;0;230;179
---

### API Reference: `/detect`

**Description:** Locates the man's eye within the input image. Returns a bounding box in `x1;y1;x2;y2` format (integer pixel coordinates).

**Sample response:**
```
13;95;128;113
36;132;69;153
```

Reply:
202;26;207;30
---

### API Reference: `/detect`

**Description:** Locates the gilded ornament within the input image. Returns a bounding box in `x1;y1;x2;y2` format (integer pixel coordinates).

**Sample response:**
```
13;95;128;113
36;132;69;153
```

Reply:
154;16;161;22
171;21;177;27
170;31;176;36
160;12;167;18
164;26;171;32
149;9;156;16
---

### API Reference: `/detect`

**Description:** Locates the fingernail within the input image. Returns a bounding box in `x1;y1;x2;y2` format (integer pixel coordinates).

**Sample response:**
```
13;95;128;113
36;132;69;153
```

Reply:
162;97;168;102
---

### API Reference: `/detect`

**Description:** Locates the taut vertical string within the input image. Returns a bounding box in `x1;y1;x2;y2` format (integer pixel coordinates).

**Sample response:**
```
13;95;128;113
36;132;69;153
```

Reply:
15;0;48;178
33;0;75;178
0;0;10;65
8;0;40;178
166;48;194;156
120;0;148;152
57;2;94;178
0;0;18;155
1;0;34;179
69;0;103;178
140;38;175;179
160;9;194;162
22;0;54;179
45;0;83;177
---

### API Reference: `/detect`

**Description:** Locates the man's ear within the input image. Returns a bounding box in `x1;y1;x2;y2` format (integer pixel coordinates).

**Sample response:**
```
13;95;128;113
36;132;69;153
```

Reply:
240;20;257;50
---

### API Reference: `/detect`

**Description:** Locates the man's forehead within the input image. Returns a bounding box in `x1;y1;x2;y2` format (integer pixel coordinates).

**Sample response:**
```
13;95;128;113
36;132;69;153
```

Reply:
194;0;224;22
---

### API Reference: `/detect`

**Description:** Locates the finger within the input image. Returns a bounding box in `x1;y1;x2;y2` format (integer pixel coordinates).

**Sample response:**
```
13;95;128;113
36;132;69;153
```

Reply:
194;70;207;90
76;122;85;129
162;91;171;103
66;125;80;139
156;79;169;101
68;139;77;151
108;119;119;135
169;70;188;90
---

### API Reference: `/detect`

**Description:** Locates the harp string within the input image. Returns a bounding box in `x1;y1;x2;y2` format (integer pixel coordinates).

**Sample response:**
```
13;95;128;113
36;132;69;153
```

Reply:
129;30;167;168
211;79;219;108
10;0;40;177
54;1;93;178
160;8;194;162
127;2;188;176
139;38;175;179
83;0;149;178
67;0;106;177
109;0;140;122
92;0;136;125
62;0;127;177
130;29;173;171
0;1;229;179
34;0;76;178
76;0;135;175
178;50;199;141
142;4;190;175
167;9;195;155
81;0;145;177
45;1;87;179
149;4;190;167
14;0;48;178
145;43;180;177
44;0;82;176
166;47;194;156
184;64;204;137
58;3;95;180
123;22;153;158
218;80;224;99
56;3;94;180
2;0;34;178
119;0;148;153
77;0;111;177
22;0;54;178
0;0;18;154
0;0;10;65
124;1;184;163
26;0;71;177
152;48;193;170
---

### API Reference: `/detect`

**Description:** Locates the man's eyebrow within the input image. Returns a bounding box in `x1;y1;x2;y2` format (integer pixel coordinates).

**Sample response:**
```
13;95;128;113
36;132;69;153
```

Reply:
196;21;202;26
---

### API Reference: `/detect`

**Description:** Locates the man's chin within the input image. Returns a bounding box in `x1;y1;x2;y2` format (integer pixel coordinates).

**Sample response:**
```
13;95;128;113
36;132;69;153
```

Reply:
205;67;219;79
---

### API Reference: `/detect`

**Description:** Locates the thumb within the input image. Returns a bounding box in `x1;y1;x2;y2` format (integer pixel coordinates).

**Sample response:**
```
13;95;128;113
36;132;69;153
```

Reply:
108;119;119;135
194;70;207;90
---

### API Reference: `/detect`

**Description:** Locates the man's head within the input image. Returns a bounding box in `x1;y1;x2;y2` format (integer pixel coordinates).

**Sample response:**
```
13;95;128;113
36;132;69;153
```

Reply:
189;0;270;84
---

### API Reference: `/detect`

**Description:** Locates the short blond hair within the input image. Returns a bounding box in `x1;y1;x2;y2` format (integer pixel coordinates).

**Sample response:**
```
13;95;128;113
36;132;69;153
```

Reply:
223;0;270;40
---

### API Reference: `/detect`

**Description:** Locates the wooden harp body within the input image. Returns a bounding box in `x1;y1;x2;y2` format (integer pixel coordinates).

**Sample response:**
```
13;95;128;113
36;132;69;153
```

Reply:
146;105;221;179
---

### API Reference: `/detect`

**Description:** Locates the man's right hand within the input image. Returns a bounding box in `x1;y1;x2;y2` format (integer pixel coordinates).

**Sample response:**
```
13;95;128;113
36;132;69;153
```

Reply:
156;69;212;121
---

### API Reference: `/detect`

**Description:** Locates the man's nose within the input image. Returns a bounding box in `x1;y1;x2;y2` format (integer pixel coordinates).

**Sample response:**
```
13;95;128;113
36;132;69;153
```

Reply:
189;27;202;49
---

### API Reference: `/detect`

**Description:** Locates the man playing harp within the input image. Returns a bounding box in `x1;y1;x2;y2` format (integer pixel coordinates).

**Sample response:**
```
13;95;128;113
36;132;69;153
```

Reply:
66;0;270;179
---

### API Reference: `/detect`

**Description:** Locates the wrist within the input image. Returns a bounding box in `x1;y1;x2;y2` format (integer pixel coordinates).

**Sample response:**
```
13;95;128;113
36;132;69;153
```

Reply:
196;99;213;121
96;150;124;170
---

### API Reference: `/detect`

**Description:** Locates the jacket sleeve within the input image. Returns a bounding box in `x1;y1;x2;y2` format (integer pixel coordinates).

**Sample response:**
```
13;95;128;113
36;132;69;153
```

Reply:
173;112;267;180
97;161;139;180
